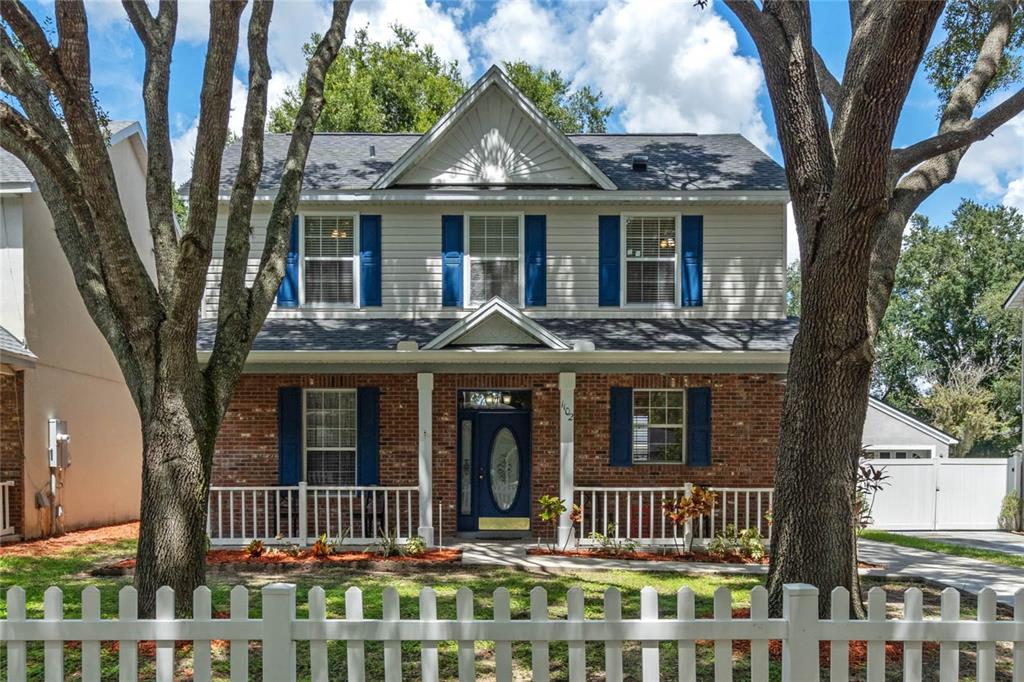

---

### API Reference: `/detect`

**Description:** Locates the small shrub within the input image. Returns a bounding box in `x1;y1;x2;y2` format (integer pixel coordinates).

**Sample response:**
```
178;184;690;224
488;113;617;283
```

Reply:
404;535;427;557
999;492;1022;531
283;543;302;557
707;524;765;561
661;485;717;552
245;538;265;558
311;533;334;558
587;523;638;557
537;494;567;551
376;527;402;558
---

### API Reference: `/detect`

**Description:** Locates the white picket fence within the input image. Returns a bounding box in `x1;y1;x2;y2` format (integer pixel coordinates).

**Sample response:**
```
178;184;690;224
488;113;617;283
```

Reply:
3;583;1022;681
574;485;773;546
207;483;417;546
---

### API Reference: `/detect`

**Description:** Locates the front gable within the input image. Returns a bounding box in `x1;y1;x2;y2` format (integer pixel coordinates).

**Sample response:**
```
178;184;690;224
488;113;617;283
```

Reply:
423;297;570;350
374;66;615;189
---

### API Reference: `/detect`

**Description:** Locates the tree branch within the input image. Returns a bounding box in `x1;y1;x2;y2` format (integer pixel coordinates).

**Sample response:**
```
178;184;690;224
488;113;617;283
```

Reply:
891;87;1024;175
217;0;274;335
0;1;66;93
124;0;180;297
812;48;843;113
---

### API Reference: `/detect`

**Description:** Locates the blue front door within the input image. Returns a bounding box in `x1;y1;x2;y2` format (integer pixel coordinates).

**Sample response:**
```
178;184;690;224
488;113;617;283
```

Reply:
457;410;531;531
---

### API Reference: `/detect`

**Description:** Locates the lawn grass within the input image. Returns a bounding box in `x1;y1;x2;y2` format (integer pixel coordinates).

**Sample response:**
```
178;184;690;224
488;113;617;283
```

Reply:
1;531;1018;680
860;529;1024;570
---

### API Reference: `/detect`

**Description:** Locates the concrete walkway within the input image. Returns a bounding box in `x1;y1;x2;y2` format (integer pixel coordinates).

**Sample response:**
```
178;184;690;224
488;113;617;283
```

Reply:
894;530;1024;555
456;540;1024;605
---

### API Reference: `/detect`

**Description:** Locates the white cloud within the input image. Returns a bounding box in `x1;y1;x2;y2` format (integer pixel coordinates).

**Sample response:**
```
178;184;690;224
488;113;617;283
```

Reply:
956;111;1024;207
347;0;472;78
471;0;588;74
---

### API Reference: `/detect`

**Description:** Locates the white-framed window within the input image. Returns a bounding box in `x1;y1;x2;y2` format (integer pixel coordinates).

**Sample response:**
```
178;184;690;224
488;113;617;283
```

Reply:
303;389;357;485
300;214;359;306
465;214;523;305
862;449;931;460
623;214;678;305
632;389;686;464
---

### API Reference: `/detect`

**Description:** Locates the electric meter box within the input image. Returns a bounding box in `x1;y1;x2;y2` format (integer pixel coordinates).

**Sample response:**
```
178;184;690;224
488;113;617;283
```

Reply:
48;419;71;469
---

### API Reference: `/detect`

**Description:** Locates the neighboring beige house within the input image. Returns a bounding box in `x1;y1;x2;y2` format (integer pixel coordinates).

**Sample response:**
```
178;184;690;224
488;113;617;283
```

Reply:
0;122;152;540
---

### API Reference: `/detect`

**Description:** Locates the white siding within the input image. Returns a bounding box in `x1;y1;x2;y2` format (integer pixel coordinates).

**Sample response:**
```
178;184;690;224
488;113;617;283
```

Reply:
203;203;786;319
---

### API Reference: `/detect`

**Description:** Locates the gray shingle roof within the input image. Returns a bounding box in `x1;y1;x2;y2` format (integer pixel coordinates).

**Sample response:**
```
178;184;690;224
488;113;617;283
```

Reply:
196;317;797;353
217;133;786;193
0;325;36;365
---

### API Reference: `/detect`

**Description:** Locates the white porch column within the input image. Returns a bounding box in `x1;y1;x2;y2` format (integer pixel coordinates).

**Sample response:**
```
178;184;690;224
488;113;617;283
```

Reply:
417;373;435;546
557;372;576;547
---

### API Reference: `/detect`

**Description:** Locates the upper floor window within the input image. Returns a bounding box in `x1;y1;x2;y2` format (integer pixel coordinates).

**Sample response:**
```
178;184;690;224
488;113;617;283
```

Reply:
303;215;355;305
304;389;357;485
632;389;685;464
467;214;521;305
624;215;677;305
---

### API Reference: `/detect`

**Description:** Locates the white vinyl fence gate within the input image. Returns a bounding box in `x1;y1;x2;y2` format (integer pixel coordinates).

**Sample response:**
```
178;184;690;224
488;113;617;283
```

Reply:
2;583;1023;681
869;456;1020;531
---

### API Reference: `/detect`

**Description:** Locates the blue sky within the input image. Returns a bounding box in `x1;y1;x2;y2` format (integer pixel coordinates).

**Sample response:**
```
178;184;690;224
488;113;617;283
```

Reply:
26;0;1024;262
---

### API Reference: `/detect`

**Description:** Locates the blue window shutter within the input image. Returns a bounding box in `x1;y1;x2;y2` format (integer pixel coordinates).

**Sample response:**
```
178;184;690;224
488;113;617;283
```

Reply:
356;387;380;485
441;215;464;307
598;215;620;306
277;387;302;485
687;387;712;466
609;387;633;466
681;215;704;307
524;214;547;306
276;215;300;308
359;215;382;307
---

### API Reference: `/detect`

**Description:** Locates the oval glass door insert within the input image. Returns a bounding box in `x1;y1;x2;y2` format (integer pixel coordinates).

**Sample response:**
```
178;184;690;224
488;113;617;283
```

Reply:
489;427;520;511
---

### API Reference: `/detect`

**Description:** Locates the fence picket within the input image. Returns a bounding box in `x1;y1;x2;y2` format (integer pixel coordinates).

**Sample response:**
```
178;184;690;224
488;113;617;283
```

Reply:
308;587;328;682
494;588;512;682
81;586;100;682
6;587;26;682
229;586;249;682
749;586;768;682
118;586;139;682
567;587;586;682
383;586;402;682
531;587;551;682
938;587;959;682
903;588;923;682
829;587;850;682
420;588;439;682
640;586;659;682
603;588;623;682
866;587;886;682
192;587;213;682
976;588;996;682
677;587;696;682
43;586;62;682
713;586;733;682
346;586;366;682
456;586;475;682
263;584;297;682
1014;589;1023;682
155;587;175;682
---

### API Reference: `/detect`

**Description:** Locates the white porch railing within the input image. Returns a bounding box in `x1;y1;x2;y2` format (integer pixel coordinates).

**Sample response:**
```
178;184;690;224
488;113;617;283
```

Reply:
207;483;418;546
3;582;1021;681
0;480;15;537
574;485;773;546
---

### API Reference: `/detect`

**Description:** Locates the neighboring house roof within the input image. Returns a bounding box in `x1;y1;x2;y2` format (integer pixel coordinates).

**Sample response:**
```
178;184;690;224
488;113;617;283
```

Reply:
216;132;786;194
0;121;141;189
0;324;36;368
1004;274;1024;309
867;397;959;446
196;316;798;353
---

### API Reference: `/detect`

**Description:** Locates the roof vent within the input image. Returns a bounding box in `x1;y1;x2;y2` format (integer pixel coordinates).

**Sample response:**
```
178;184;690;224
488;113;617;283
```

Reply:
369;144;376;158
631;155;648;172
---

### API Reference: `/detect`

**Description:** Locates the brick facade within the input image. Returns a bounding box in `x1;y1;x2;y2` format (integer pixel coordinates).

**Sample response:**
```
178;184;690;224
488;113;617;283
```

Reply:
0;369;25;538
213;371;784;540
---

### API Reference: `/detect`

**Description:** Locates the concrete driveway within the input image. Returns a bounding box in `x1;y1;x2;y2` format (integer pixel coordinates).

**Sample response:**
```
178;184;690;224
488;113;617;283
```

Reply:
895;530;1024;555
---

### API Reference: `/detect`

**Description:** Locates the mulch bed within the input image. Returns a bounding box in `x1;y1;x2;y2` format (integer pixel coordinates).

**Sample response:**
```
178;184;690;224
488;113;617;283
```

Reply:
527;547;883;569
92;547;462;575
0;522;139;557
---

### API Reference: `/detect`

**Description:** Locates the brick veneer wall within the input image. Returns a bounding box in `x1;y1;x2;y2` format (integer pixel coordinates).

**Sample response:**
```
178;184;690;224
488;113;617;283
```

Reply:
0;370;25;538
213;371;784;541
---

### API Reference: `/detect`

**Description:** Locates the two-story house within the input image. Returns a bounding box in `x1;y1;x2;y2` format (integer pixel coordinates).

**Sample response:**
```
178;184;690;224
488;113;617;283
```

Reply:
202;66;795;548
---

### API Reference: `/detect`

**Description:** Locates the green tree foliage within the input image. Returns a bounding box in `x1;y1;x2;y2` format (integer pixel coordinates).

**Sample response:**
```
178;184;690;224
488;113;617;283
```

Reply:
872;200;1024;455
269;26;612;135
925;1;1024;110
785;261;801;317
269;26;465;133
923;359;1006;457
